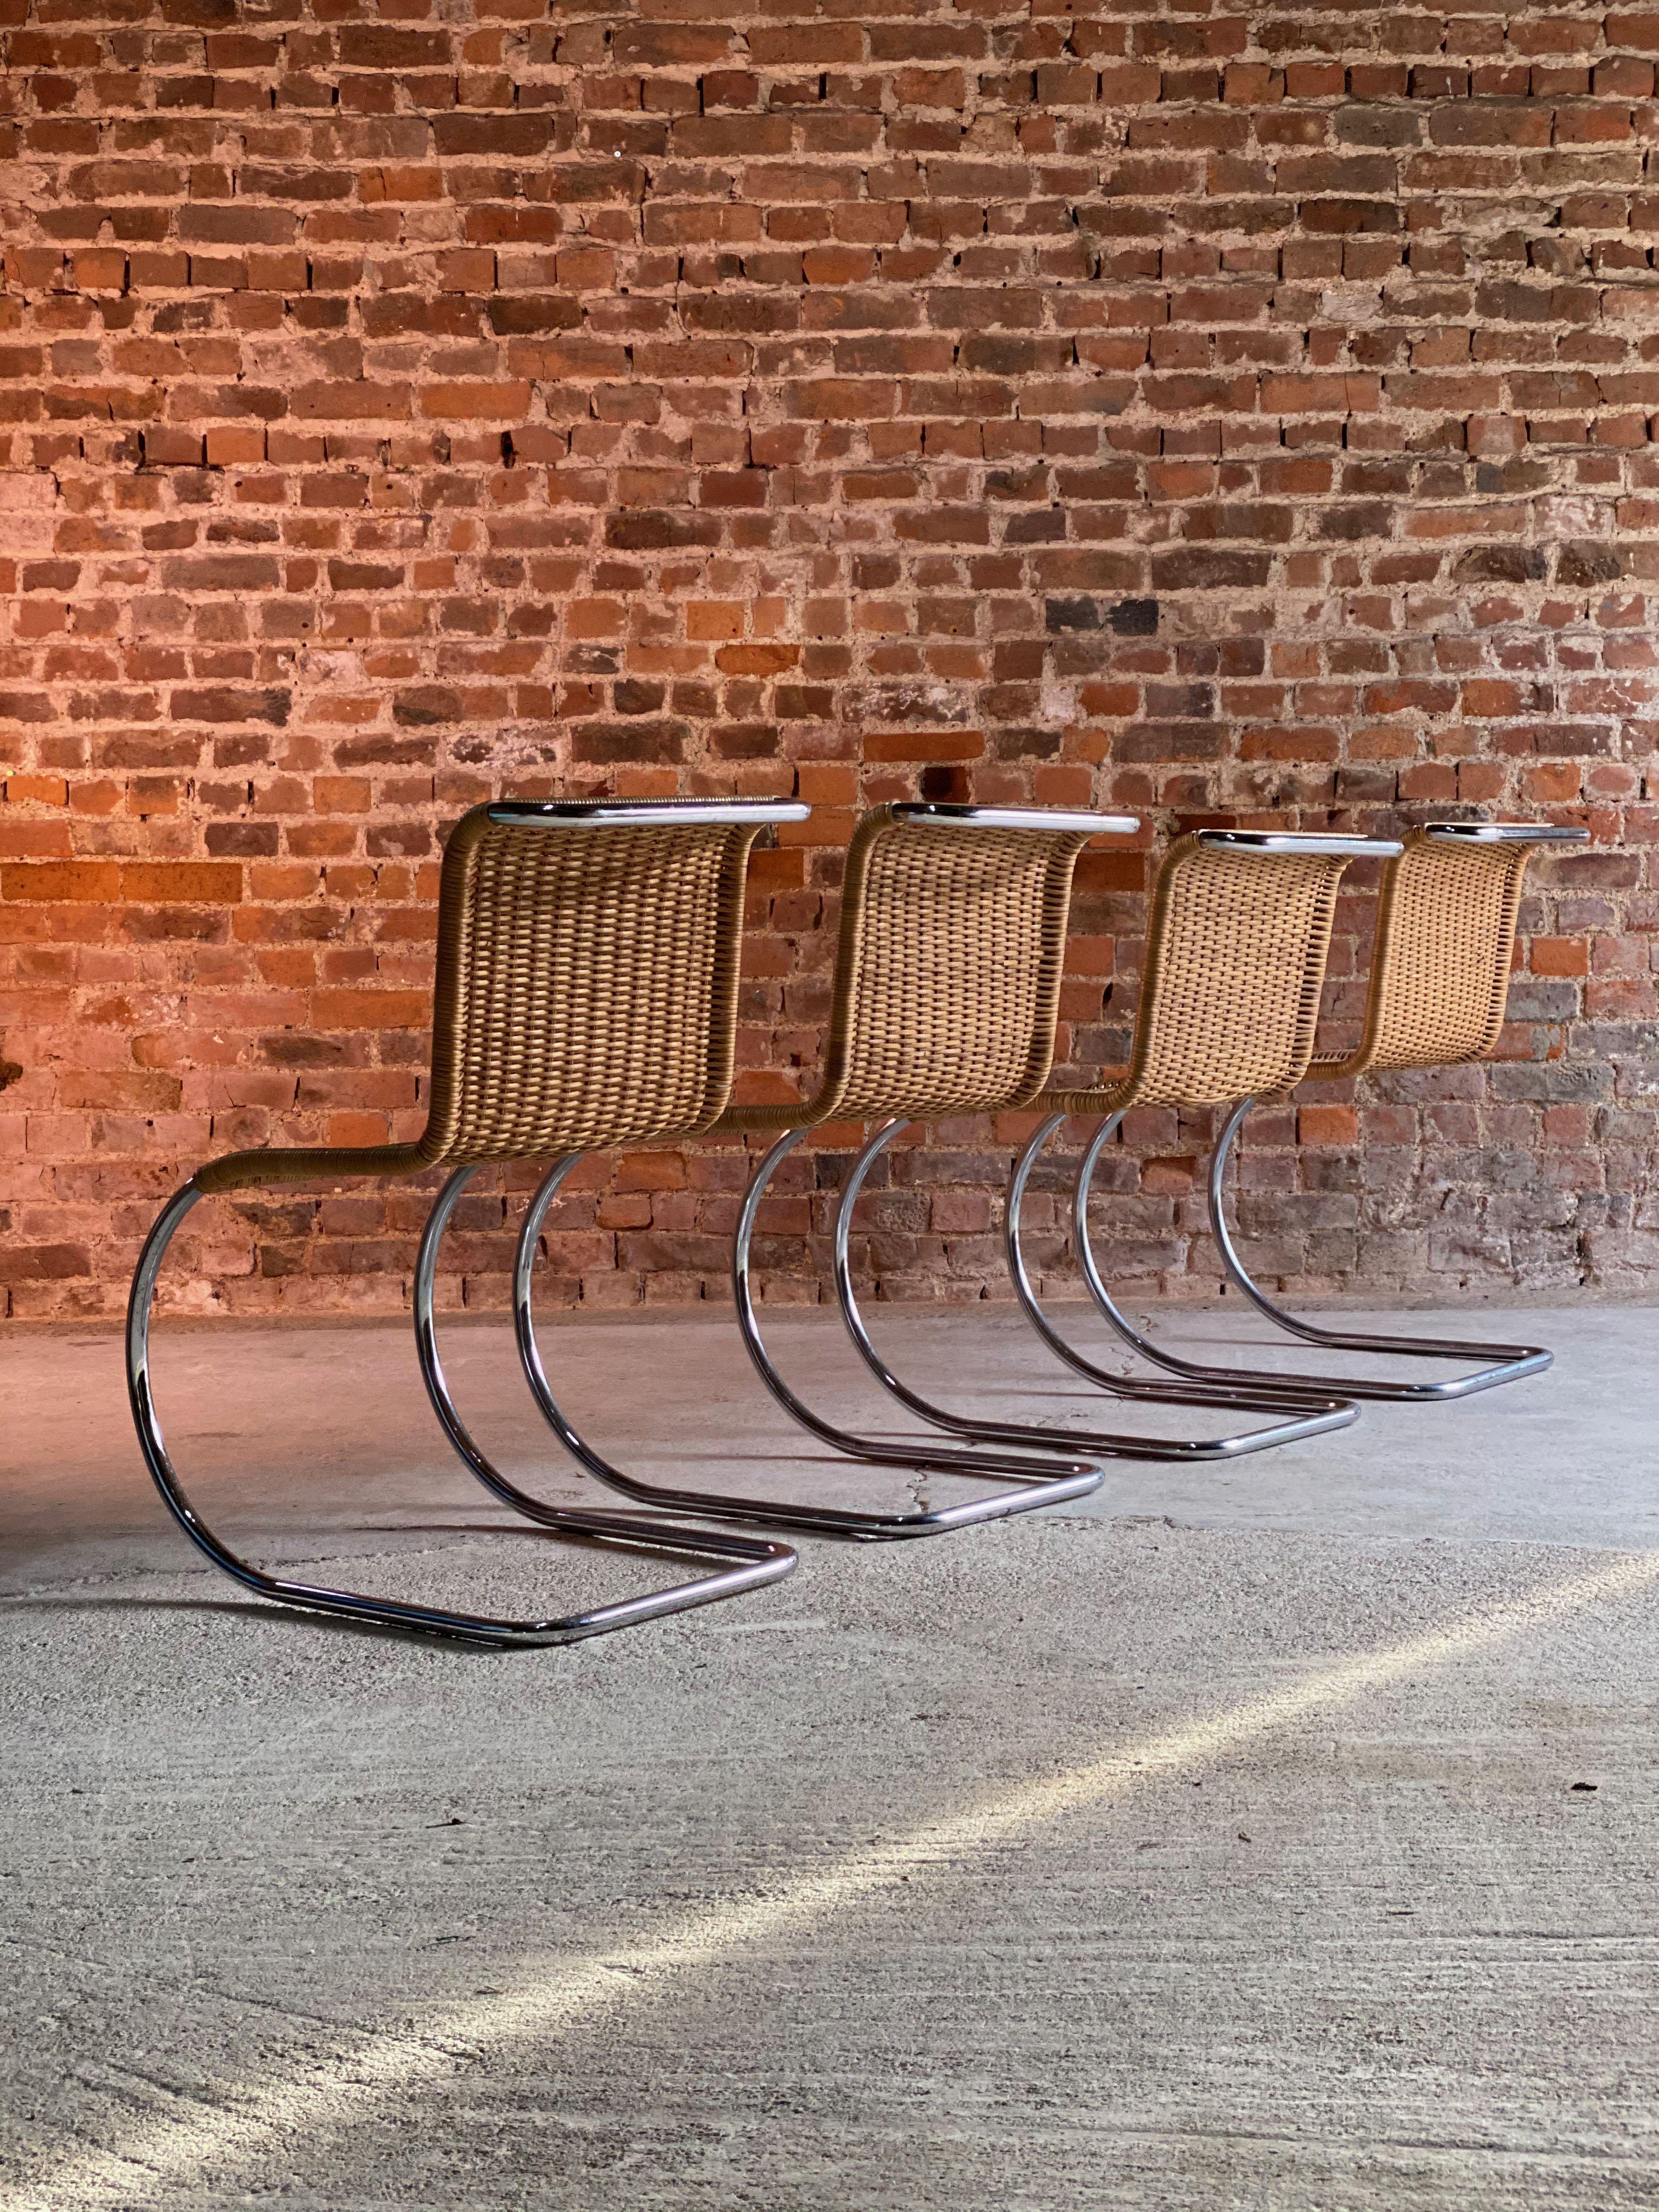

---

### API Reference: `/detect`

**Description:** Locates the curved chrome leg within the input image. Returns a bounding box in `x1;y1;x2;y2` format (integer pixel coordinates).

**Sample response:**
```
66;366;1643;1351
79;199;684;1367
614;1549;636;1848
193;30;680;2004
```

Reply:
1062;1106;1551;1404
126;1174;793;1651
1200;1099;1552;1401
988;1119;1357;1454
515;1138;1104;1540
1063;1113;1367;1404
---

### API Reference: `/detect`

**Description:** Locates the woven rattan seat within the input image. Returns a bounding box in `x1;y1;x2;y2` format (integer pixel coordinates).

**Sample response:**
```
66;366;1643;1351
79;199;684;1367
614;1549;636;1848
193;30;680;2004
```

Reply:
712;802;1103;1133
1310;823;1580;1081
127;798;808;1646
1034;832;1370;1118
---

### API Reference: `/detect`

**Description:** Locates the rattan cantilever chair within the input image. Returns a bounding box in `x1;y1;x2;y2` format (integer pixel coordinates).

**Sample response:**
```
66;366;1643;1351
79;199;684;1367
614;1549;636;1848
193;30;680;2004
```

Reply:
1006;828;1405;1407
126;798;805;1647
515;804;1355;1536
1121;817;1589;1403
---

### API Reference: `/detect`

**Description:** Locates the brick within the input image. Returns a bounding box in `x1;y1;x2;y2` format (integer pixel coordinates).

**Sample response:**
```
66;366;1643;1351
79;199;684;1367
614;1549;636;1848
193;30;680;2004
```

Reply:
2;862;121;901
1299;1105;1360;1146
312;990;431;1029
864;730;985;763
205;426;266;465
1531;937;1590;977
119;862;244;902
170;687;291;725
417;381;532;420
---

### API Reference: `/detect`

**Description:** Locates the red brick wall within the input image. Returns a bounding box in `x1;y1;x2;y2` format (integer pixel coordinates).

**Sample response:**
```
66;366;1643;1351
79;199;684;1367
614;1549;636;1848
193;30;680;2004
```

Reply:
2;0;1654;1323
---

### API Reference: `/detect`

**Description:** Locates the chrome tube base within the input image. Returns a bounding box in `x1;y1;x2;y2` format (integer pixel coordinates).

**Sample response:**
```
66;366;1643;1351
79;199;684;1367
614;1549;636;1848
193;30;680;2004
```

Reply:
515;1139;1105;1541
1203;1098;1552;1402
995;1119;1357;1455
1054;1106;1551;1406
127;1176;794;1650
1057;1115;1371;1407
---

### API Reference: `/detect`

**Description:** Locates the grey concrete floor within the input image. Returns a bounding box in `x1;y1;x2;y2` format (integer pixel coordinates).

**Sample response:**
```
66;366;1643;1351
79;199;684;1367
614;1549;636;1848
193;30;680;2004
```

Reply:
2;1296;1657;2209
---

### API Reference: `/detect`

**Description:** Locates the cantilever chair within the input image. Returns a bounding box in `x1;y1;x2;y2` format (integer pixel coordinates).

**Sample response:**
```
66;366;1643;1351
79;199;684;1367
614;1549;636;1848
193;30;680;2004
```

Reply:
1005;828;1404;1408
514;804;1355;1538
1110;818;1590;1403
126;798;805;1647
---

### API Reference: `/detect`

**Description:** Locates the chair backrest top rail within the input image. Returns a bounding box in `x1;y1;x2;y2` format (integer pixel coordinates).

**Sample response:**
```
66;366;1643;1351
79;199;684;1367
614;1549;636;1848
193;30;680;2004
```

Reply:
1423;821;1590;845
889;802;1141;836
487;799;810;830
1197;830;1404;860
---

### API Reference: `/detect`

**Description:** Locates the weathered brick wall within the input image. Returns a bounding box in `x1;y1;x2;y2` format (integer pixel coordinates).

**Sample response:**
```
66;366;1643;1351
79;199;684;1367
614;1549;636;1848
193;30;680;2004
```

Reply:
1;0;1655;1323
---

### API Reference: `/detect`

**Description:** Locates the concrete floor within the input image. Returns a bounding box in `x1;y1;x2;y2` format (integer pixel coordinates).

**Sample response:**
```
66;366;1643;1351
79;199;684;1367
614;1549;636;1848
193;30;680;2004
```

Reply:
2;1296;1657;2209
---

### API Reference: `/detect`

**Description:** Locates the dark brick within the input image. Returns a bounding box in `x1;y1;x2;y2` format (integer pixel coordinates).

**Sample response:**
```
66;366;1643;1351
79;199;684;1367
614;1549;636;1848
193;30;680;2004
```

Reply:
393;687;465;727
170;687;291;725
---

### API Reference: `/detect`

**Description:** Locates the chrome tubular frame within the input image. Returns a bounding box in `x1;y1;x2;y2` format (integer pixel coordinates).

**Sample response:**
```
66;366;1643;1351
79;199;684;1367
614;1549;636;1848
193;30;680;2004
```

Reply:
1423;821;1589;847
486;798;811;831
890;801;1142;837
1052;1108;1549;1404
1066;1110;1394;1401
127;1175;795;1650
1200;1097;1551;1401
994;1115;1358;1449
1194;830;1406;860
1047;1110;1344;1402
514;1137;1105;1540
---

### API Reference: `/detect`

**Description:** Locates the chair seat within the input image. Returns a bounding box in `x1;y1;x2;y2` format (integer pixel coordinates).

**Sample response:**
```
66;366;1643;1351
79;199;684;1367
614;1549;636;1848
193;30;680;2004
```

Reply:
706;1099;809;1134
1030;1071;1131;1114
194;1142;431;1195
